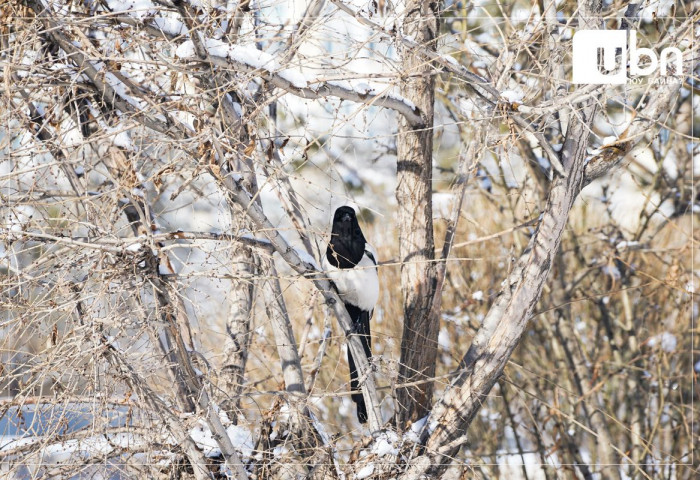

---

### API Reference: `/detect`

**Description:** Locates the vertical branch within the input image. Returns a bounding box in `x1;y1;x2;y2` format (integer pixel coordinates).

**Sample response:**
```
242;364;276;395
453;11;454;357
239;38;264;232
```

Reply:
395;0;440;428
262;261;306;394
221;253;257;422
102;147;199;414
551;251;620;478
217;141;261;424
499;381;531;480
178;0;311;404
154;270;249;479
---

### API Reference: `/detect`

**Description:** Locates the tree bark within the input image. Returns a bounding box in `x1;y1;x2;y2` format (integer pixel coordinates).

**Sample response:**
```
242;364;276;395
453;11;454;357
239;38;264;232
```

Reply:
395;0;440;429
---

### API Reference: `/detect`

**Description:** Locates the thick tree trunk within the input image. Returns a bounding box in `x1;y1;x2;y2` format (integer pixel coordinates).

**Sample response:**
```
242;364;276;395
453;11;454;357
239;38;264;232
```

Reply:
395;0;440;429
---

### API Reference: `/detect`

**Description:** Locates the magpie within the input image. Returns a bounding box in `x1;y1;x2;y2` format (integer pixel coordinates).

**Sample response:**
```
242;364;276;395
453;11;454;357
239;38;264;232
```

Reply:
323;206;379;424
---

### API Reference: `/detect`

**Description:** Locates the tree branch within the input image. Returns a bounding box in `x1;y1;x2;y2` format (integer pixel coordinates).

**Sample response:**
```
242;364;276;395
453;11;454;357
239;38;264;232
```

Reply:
23;0;189;137
195;54;423;127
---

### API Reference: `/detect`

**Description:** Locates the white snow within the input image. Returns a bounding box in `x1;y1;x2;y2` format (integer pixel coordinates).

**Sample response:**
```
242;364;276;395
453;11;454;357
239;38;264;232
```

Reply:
295;246;319;270
229;44;278;69
602;265;621;280
605;171;673;235
5;205;35;233
438;327;451;350
601;135;618;147
640;0;675;22
354;464;375;479
662;150;678;180
647;332;677;353
1;431;149;465
273;445;290;457
0;435;40;451
500;89;524;104
628;146;658;177
386;92;416;111
326;79;352;91
457;96;479;116
175;41;196;58
152;16;187;36
204;38;229;57
175;40;311;89
356;82;372;95
226;424;254;458
510;5;533;25
279;68;309;89
323;80;416;111
126;242;143;252
404;415;428;444
370;431;399;457
615;240;640;250
472;290;484;301
189;419;254;458
537;156;551;171
176;38;234;59
107;126;134;150
432;192;455;219
106;0;156;19
103;72;146;110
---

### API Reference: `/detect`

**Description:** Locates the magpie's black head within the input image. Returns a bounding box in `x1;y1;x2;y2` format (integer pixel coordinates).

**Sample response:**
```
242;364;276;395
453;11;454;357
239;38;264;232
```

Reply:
326;206;366;269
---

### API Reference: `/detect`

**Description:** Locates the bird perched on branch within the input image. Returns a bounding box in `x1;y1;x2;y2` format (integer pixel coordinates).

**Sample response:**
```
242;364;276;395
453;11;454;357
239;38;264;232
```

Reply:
323;206;379;424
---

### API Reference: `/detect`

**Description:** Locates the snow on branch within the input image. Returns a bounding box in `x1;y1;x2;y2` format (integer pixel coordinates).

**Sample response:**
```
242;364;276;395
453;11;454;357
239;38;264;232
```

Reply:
25;0;189;137
175;39;424;127
33;0;423;134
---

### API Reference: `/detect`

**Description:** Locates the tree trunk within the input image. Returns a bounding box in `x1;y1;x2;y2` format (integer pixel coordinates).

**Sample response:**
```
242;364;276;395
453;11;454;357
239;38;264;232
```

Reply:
395;0;440;428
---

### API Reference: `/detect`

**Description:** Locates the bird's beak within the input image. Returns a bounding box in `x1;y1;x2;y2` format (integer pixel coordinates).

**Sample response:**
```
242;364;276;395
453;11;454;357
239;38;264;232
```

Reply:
341;213;352;222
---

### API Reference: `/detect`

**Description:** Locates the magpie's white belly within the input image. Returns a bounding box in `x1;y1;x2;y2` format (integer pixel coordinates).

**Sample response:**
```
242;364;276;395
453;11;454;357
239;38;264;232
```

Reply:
324;253;379;311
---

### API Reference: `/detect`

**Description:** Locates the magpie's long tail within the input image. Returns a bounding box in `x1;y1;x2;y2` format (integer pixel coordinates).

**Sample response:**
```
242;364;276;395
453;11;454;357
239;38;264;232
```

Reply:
345;303;372;424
